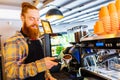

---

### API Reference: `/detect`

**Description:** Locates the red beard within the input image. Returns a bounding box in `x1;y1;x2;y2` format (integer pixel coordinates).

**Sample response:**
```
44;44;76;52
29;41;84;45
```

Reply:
23;22;40;39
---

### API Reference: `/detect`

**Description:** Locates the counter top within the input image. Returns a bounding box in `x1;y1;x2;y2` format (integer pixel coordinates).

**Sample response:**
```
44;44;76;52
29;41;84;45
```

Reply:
51;70;84;80
81;67;120;80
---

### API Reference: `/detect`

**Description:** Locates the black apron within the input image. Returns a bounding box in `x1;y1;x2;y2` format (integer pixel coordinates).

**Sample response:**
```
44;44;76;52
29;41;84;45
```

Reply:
24;40;45;80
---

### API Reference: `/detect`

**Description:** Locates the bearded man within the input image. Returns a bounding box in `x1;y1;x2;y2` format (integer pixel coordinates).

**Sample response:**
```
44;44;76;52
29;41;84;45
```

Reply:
3;2;58;80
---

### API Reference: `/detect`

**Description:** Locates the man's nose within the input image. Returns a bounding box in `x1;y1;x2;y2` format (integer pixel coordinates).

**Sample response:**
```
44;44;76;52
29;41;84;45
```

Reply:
34;19;39;24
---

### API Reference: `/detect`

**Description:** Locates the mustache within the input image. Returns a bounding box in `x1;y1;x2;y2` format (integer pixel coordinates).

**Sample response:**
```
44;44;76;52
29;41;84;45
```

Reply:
30;24;39;27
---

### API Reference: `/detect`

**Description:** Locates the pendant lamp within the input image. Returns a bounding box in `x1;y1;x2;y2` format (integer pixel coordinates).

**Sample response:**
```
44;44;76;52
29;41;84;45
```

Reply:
46;8;64;20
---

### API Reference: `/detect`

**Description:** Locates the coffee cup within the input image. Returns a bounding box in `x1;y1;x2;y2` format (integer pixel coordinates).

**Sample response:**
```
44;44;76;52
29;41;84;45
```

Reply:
63;54;72;64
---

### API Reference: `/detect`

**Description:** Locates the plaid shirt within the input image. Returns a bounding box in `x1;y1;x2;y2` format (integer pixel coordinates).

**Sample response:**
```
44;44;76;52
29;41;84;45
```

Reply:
3;31;47;79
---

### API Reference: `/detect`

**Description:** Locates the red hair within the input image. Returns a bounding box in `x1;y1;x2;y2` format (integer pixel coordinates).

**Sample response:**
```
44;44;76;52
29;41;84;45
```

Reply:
21;2;38;16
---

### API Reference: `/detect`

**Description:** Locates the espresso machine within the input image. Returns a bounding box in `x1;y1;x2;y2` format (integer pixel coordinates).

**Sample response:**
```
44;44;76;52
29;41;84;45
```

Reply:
63;42;81;70
80;36;120;80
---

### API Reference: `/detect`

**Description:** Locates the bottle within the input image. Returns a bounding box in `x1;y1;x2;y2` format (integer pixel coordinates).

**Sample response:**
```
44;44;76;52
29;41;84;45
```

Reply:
81;25;88;37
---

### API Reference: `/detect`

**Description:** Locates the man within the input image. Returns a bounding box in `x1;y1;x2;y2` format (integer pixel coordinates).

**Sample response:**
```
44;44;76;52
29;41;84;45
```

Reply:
3;2;58;80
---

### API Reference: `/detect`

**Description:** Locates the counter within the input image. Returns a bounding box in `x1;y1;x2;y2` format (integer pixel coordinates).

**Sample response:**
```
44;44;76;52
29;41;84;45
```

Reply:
81;67;120;80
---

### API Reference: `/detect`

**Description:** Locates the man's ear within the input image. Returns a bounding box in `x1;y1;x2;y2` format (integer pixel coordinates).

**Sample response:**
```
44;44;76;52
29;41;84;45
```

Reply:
21;15;24;22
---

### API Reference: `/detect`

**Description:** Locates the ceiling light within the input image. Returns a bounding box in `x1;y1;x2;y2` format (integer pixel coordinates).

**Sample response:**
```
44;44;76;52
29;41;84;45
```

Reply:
46;8;64;20
51;0;115;24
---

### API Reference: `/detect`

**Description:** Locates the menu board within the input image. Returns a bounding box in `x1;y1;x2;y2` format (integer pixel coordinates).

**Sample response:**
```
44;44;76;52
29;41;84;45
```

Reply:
41;20;53;33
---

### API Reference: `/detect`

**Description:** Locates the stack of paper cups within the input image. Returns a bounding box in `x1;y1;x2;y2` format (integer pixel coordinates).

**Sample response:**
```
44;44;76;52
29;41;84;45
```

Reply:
94;20;104;35
108;3;119;33
115;0;120;29
99;6;111;34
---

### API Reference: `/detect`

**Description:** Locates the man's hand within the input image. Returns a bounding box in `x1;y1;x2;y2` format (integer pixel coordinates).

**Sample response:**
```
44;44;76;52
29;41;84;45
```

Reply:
45;74;57;80
45;72;57;80
44;57;58;69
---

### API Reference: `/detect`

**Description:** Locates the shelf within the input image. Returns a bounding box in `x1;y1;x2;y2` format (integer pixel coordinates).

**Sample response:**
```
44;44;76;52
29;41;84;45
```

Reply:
81;33;120;42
